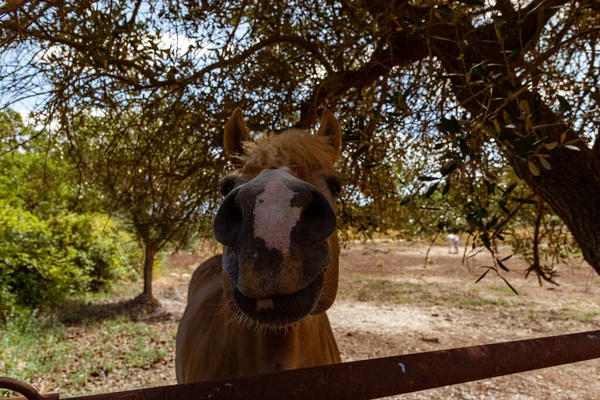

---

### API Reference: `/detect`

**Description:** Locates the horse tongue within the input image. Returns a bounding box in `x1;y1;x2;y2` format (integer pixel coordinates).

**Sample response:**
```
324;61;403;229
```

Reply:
256;298;274;311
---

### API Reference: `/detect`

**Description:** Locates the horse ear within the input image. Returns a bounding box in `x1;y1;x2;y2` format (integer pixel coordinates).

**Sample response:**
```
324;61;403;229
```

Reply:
316;108;342;160
224;108;252;164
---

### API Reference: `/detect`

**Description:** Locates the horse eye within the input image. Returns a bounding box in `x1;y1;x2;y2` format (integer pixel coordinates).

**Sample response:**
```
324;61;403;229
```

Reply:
220;176;244;197
327;176;342;196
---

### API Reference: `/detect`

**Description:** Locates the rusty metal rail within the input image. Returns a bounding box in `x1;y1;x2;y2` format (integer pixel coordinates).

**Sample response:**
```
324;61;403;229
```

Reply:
0;377;58;400
2;330;600;400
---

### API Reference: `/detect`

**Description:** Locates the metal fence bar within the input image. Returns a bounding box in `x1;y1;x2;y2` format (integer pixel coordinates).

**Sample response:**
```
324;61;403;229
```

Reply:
3;330;600;400
0;377;58;400
73;329;600;400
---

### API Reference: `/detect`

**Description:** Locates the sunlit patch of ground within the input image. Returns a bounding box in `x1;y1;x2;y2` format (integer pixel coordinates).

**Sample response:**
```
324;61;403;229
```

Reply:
1;241;599;399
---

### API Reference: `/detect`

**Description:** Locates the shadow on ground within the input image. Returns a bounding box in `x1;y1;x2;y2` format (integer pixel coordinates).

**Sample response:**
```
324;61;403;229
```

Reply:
58;296;172;325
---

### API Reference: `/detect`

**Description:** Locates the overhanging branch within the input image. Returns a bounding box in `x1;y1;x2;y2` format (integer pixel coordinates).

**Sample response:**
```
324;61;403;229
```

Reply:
296;0;574;128
0;0;33;15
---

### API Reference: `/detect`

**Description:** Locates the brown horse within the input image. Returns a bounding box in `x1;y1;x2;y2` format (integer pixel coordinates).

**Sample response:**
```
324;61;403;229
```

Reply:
175;108;343;383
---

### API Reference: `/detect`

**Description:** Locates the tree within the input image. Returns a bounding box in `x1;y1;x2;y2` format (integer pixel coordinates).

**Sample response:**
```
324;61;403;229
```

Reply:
1;0;599;282
69;109;219;303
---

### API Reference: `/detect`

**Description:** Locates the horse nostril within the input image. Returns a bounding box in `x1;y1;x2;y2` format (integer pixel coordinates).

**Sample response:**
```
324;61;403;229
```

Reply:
213;188;243;247
297;188;336;242
291;185;314;209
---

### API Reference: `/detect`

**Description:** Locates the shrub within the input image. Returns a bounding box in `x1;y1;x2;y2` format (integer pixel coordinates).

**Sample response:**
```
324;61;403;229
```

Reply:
0;202;139;312
46;213;140;292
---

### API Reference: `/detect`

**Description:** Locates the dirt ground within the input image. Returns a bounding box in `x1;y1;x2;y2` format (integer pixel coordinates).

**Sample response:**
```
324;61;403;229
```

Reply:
16;240;600;399
330;241;600;399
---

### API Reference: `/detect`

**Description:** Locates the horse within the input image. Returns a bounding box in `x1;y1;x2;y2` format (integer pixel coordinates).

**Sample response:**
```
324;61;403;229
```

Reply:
446;234;460;254
175;108;343;383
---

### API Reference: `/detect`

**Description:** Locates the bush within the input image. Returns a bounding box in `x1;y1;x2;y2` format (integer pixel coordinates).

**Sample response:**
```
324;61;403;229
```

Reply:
46;213;140;291
0;202;139;312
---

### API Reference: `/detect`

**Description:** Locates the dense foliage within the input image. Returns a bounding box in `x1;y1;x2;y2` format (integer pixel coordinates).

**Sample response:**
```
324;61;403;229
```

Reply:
0;206;139;311
1;0;599;288
0;111;139;312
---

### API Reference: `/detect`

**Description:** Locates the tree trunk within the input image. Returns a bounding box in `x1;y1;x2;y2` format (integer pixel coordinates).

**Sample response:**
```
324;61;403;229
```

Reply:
426;7;600;274
142;240;160;301
438;74;600;275
519;146;600;274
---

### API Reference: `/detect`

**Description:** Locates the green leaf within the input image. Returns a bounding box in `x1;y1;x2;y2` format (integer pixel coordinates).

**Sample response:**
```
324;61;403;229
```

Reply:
498;199;510;213
440;161;458;176
459;139;469;155
418;175;439;182
442;179;451;195
563;145;580;151
441;73;465;79
497;259;509;272
557;95;571;112
503;182;517;197
437;117;460;134
511;197;537;205
475;268;491;284
538;156;551;170
485;216;499;230
485;179;496;195
469;60;490;74
499;275;519;295
427;35;456;43
513;135;538;155
484;171;496;181
457;0;484;5
528;160;540;176
492;119;501;134
424;182;439;198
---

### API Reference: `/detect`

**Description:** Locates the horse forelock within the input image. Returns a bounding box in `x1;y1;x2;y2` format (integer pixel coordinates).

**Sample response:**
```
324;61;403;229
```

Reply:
238;129;337;171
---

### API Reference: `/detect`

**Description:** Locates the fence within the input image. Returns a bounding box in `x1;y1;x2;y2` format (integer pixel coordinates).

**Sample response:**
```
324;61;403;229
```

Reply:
2;329;600;400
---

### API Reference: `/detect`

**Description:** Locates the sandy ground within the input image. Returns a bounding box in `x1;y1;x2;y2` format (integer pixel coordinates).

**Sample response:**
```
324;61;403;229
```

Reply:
9;240;600;399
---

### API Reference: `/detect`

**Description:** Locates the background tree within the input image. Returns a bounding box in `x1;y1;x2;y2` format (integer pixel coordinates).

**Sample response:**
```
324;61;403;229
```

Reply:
69;107;219;303
1;0;599;285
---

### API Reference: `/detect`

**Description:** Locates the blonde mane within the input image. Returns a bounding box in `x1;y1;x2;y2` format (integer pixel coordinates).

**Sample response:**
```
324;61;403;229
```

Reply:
239;129;337;171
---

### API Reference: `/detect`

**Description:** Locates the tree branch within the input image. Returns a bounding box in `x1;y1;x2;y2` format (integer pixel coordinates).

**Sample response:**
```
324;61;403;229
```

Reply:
0;0;32;15
295;0;572;128
175;34;335;88
495;0;515;15
526;199;559;286
127;0;143;28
